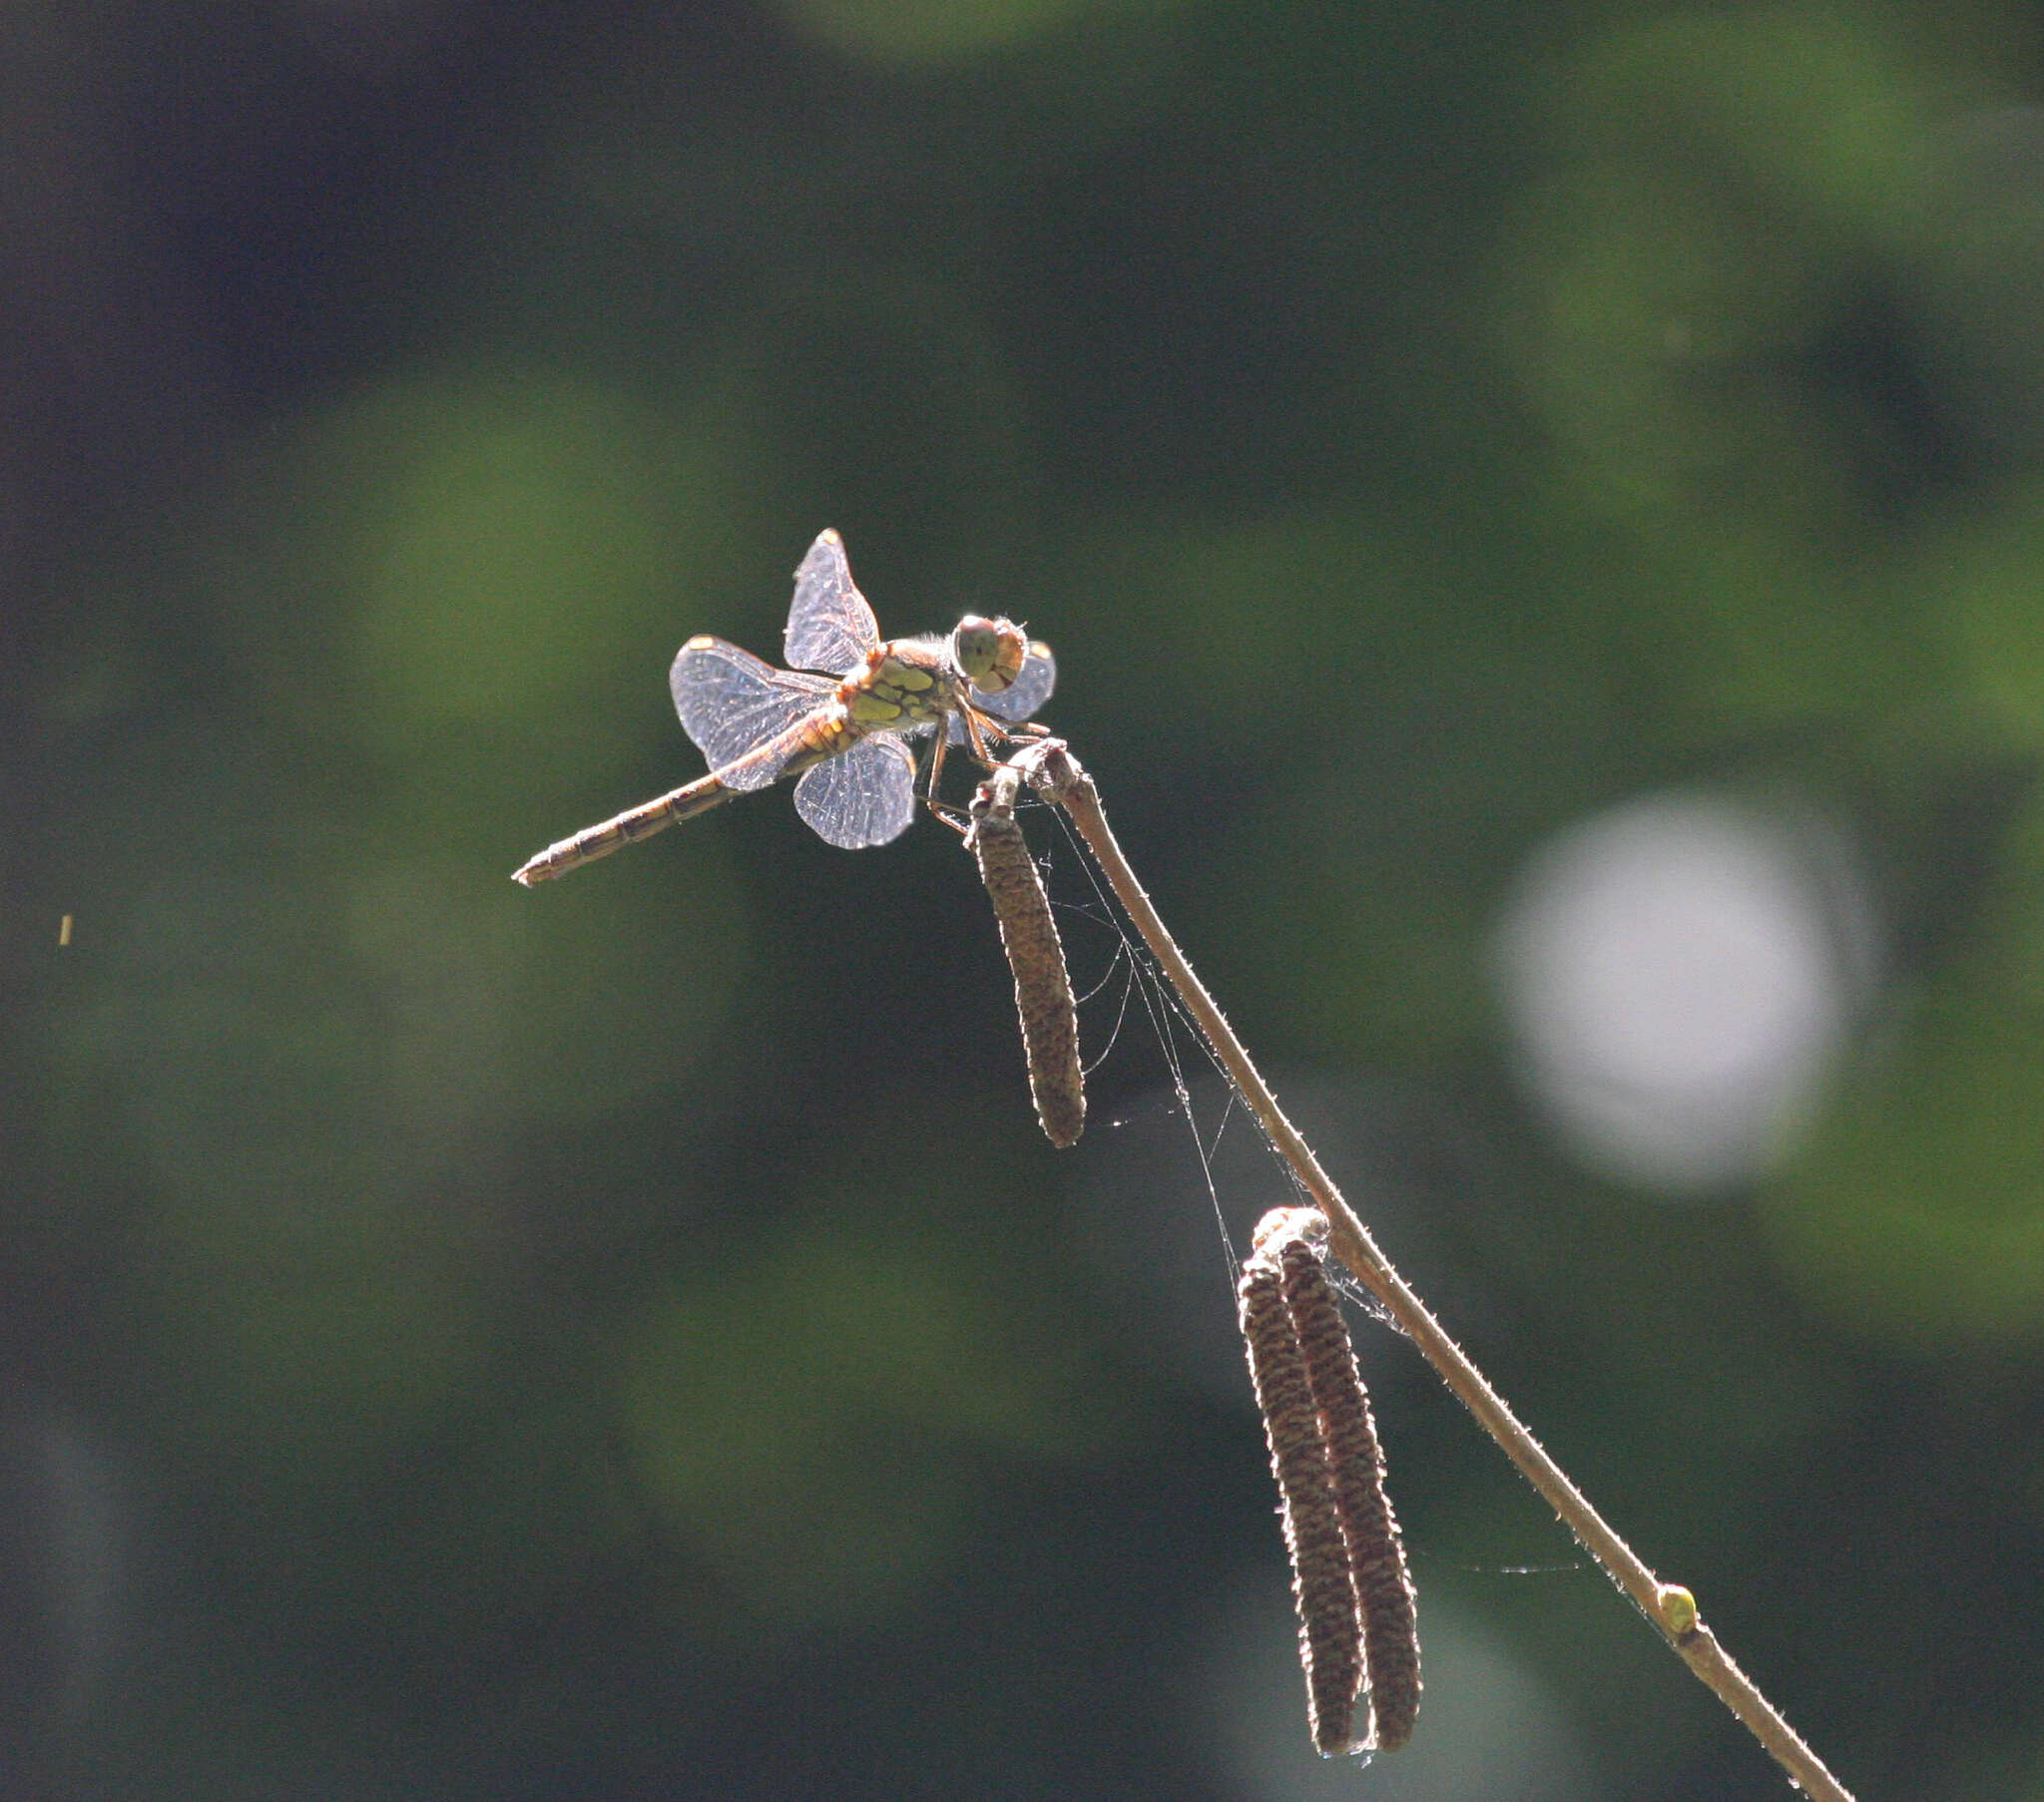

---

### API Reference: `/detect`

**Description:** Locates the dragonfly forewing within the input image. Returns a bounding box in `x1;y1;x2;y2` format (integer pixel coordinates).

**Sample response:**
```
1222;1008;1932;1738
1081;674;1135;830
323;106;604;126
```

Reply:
670;637;836;791
783;529;881;676
792;732;918;848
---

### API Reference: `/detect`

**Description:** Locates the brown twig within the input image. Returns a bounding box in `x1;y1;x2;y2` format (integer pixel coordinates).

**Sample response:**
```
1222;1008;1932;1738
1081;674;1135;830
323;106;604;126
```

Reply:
1015;737;1854;1802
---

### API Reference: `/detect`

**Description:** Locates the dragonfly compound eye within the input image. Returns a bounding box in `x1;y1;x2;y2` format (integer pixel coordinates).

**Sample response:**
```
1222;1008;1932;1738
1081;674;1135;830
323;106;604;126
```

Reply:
952;615;1028;693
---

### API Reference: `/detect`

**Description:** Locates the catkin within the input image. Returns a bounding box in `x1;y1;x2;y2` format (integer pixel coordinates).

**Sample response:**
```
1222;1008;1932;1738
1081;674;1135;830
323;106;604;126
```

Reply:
1278;1233;1420;1750
1241;1206;1421;1756
968;765;1084;1147
1239;1249;1362;1755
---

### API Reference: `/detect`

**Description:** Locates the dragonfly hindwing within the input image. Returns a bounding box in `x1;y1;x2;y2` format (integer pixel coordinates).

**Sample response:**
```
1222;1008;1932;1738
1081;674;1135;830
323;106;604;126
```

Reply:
792;734;917;848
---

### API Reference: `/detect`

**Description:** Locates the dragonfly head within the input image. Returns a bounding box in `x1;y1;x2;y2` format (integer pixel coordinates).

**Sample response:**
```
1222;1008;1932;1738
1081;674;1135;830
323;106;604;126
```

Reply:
951;614;1029;694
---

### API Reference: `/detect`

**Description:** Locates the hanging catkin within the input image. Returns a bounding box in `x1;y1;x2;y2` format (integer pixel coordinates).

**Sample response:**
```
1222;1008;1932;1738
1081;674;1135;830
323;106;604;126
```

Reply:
967;763;1084;1147
1240;1240;1363;1754
1241;1206;1420;1756
1276;1228;1420;1750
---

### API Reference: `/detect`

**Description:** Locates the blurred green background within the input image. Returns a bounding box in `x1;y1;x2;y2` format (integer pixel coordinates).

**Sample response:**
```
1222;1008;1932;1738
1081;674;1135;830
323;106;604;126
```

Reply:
7;2;2044;1797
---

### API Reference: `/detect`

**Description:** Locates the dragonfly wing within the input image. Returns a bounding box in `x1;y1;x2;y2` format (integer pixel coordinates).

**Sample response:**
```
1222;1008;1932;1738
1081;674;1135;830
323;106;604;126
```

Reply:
947;641;1056;742
671;638;835;792
792;733;916;848
783;529;882;676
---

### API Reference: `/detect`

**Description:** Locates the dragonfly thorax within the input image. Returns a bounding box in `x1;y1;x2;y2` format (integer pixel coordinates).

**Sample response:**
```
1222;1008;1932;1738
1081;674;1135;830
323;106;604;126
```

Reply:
845;636;968;731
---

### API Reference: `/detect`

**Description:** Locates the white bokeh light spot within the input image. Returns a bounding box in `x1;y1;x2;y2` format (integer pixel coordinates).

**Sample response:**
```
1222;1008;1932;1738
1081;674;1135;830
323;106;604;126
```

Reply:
1493;791;1875;1194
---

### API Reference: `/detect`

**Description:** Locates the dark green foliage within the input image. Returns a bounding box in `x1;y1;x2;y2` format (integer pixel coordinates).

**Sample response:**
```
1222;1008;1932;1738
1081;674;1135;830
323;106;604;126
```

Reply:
7;2;2044;1797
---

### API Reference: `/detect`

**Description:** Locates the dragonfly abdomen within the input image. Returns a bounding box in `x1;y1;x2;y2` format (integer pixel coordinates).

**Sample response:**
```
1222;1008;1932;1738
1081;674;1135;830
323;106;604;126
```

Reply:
511;773;738;884
514;709;853;884
776;699;861;764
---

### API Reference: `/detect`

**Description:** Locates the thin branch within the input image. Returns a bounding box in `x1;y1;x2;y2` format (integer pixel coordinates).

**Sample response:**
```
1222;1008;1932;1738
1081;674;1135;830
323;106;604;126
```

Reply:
1016;737;1853;1802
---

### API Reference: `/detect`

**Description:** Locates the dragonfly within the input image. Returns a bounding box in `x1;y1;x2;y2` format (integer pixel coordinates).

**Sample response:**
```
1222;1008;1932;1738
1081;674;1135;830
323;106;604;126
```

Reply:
512;529;1056;884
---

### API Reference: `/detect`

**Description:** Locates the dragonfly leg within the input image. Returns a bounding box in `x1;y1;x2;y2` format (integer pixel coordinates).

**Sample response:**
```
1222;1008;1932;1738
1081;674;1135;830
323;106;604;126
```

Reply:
913;719;960;837
957;707;1045;776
